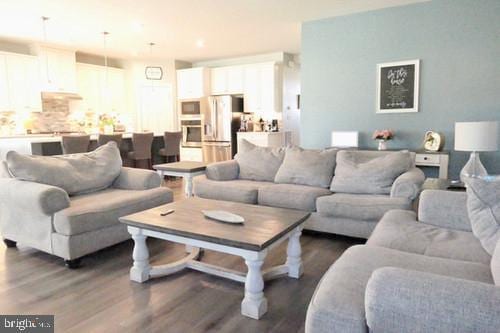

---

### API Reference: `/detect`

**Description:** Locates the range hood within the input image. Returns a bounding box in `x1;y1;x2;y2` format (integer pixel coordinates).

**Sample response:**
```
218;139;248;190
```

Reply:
41;91;83;100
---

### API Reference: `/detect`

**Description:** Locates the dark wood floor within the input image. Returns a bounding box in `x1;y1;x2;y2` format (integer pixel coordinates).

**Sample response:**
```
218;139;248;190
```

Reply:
0;179;363;333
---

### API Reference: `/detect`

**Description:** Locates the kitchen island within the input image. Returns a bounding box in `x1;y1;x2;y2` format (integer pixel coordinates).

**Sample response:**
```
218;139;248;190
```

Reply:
0;133;167;164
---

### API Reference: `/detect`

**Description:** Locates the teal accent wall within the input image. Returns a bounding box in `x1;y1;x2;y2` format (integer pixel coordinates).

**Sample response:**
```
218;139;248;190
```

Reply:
301;0;500;179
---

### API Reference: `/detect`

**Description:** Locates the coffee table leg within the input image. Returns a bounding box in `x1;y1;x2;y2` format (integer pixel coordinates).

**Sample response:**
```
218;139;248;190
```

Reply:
184;174;193;197
241;251;268;319
286;226;303;279
128;227;151;283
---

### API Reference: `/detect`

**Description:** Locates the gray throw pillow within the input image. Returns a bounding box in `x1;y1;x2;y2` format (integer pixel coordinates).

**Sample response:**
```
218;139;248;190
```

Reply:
274;146;338;188
235;139;285;182
465;176;500;255
6;141;122;195
330;151;413;194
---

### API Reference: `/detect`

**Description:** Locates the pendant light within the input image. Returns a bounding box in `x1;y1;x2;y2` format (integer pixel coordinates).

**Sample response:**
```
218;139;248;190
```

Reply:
41;16;51;85
102;31;110;112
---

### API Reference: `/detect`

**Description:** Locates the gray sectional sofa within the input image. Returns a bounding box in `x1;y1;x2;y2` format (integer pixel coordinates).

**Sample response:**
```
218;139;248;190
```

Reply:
194;141;425;238
306;188;500;332
0;142;173;267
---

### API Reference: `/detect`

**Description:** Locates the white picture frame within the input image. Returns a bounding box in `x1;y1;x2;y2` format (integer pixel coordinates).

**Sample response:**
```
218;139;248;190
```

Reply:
376;59;420;114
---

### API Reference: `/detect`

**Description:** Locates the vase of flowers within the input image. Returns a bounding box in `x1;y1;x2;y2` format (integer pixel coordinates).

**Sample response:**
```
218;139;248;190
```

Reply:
373;129;394;150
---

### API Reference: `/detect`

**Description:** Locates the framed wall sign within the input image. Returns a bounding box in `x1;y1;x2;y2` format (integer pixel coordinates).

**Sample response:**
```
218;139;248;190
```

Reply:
145;66;163;80
376;59;419;113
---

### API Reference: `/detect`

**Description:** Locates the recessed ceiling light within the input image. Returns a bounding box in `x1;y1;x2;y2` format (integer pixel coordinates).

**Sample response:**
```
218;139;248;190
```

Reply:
131;21;144;33
196;39;205;48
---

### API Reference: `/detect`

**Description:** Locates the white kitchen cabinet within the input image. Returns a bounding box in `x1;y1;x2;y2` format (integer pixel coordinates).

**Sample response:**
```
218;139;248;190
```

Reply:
35;46;77;93
4;53;42;112
176;67;210;99
210;65;244;95
76;63;125;114
0;55;9;110
243;62;281;119
180;146;203;162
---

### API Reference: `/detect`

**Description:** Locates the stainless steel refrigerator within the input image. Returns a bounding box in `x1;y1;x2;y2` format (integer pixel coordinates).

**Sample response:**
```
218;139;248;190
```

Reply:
202;95;243;163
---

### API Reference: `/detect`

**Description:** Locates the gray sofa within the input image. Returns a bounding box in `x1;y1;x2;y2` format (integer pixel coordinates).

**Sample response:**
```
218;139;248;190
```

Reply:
306;190;500;332
194;145;425;239
0;143;173;268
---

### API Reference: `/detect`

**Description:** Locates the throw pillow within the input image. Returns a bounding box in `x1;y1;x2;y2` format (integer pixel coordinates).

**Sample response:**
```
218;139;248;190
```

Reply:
492;240;500;286
465;176;500;255
234;139;285;182
6;141;122;195
274;146;338;188
330;151;413;194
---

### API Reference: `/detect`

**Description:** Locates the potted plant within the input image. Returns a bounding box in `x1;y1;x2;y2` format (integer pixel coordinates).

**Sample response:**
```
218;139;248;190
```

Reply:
373;129;394;150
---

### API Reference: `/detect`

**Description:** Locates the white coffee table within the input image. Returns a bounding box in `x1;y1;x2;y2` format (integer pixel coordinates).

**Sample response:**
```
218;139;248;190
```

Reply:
119;197;310;320
153;161;207;197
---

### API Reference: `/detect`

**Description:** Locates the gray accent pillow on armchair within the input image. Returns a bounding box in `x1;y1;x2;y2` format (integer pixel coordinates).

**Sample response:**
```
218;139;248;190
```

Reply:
6;141;122;195
330;151;413;194
465;176;500;255
234;139;285;182
274;146;338;188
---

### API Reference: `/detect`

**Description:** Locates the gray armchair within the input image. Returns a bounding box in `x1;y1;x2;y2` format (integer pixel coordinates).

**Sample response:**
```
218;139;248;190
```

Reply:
0;162;172;268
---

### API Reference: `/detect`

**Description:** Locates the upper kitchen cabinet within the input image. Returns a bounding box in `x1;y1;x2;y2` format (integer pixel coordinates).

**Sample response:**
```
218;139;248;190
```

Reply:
244;62;282;119
76;63;125;114
0;52;42;112
32;46;77;93
210;66;244;95
176;67;210;99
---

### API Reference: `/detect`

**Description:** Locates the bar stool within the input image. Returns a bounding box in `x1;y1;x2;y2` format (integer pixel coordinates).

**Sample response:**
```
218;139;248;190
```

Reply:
61;135;90;154
159;131;182;163
127;132;154;169
97;133;123;148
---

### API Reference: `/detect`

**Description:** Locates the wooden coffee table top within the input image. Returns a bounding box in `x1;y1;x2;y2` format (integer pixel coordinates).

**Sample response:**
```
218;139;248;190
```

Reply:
120;197;310;251
153;161;207;173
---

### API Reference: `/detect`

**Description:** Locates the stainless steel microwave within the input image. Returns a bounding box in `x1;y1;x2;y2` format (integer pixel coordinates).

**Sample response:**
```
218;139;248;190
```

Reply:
180;100;202;118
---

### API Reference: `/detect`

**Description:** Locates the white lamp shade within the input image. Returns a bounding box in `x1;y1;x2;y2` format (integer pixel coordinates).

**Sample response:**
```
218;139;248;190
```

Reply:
331;131;359;148
454;121;498;152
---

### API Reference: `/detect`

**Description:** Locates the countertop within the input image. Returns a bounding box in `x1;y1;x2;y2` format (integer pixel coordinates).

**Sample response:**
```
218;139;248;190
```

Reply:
0;132;165;143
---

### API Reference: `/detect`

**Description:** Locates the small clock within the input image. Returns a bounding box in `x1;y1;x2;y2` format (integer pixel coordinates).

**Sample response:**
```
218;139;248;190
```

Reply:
145;66;163;80
423;131;444;152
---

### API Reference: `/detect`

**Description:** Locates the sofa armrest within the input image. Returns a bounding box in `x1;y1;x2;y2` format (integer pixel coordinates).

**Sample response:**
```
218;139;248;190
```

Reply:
365;267;500;333
418;190;471;231
112;167;161;190
0;178;70;215
390;167;425;200
205;160;239;181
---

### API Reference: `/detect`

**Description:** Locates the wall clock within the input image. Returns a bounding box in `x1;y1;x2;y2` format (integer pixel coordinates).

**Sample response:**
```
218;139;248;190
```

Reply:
145;66;163;80
423;131;444;152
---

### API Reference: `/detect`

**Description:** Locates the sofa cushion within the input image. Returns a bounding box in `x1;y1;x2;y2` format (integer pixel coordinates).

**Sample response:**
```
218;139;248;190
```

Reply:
305;245;492;333
53;187;173;235
274;147;337;188
0;161;11;178
6;142;122;195
330;150;413;194
465;177;500;255
492;241;500;286
193;175;272;204
368;210;491;265
258;184;331;212
234;139;284;182
316;193;410;221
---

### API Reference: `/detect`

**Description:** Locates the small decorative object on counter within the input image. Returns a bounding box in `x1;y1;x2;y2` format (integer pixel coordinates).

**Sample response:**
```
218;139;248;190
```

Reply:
373;129;394;150
423;131;445;152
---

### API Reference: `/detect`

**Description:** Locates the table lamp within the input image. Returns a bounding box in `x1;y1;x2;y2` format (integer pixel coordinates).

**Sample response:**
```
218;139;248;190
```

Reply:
454;121;498;182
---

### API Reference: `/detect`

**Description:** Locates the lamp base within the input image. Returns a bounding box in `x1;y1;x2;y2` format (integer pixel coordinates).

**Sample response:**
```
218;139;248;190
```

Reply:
460;151;488;183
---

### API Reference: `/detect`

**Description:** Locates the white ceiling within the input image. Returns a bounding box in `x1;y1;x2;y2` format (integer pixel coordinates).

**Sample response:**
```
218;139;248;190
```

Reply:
0;0;428;62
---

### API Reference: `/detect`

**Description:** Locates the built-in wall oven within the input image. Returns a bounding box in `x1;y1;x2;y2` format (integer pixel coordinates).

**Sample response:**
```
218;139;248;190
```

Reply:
181;119;202;147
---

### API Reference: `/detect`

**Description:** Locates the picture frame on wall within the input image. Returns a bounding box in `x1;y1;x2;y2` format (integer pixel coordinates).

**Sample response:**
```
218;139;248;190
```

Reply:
376;59;420;114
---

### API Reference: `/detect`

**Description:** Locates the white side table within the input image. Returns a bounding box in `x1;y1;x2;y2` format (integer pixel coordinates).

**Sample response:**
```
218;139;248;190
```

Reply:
153;161;207;197
414;151;449;179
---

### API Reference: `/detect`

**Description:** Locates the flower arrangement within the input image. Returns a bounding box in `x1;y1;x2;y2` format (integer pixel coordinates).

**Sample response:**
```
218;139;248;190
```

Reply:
372;129;394;141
